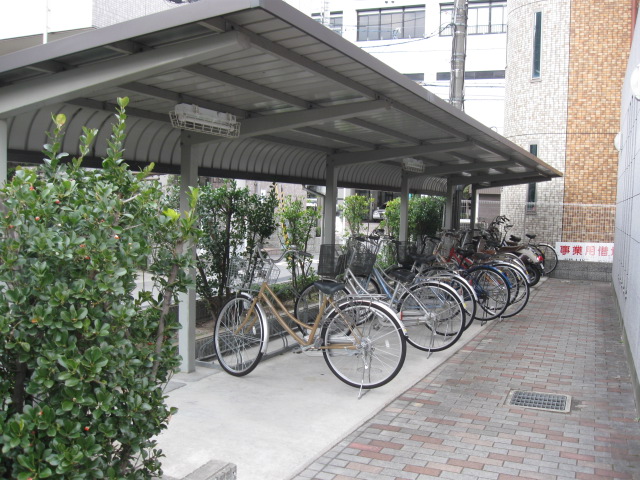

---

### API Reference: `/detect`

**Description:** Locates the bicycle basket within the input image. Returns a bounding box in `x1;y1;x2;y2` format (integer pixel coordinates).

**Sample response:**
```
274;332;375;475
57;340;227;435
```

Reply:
227;256;279;292
348;250;377;276
395;241;417;268
318;244;347;277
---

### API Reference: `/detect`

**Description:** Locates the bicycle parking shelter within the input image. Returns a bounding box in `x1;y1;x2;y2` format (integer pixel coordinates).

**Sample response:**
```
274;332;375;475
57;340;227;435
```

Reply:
0;0;561;371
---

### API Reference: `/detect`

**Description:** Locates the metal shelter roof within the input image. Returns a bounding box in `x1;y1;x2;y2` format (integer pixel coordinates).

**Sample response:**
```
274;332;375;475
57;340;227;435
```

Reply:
0;0;561;194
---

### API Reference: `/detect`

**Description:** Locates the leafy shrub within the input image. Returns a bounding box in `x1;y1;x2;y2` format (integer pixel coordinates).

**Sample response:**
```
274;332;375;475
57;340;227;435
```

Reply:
278;196;320;291
195;181;278;314
0;98;199;479
342;194;373;236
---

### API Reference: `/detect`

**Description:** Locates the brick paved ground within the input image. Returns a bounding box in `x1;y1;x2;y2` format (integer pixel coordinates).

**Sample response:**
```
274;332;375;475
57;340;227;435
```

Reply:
293;279;640;480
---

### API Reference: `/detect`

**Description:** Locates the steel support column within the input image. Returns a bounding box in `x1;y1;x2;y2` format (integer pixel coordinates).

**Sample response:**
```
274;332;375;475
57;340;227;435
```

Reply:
323;158;337;245
445;183;455;230
178;133;197;373
399;172;409;241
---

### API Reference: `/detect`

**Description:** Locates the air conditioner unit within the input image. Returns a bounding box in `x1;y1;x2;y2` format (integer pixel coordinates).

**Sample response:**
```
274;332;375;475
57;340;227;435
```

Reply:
169;104;240;138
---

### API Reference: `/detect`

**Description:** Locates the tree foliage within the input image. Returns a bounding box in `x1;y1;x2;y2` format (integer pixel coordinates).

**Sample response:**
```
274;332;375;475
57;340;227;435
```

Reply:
0;98;200;479
277;197;320;291
343;194;373;237
382;195;445;243
195;181;278;312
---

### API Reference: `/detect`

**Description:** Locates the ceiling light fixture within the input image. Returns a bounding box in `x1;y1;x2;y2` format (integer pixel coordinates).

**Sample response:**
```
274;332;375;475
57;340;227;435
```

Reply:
402;157;425;173
170;104;240;138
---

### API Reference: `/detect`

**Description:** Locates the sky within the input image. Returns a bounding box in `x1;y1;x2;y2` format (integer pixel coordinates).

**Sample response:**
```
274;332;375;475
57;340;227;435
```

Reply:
0;0;92;40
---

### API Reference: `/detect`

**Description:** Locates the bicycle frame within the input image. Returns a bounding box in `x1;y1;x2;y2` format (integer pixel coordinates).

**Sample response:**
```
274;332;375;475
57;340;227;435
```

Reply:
235;280;366;352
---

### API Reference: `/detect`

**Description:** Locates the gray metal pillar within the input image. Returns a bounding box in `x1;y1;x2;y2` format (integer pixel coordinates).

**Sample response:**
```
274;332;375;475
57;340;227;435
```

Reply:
450;0;468;110
444;183;455;230
399;172;410;241
178;133;197;373
0;119;7;186
469;184;477;232
322;159;337;245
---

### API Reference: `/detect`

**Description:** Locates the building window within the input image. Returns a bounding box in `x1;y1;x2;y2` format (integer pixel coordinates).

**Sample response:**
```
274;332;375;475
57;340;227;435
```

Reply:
436;70;505;81
532;11;542;79
440;1;506;36
357;6;425;41
527;144;538;212
311;11;344;35
404;73;425;82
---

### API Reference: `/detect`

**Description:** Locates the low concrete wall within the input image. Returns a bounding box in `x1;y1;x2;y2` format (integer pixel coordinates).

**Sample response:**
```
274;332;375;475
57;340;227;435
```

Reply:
549;260;612;282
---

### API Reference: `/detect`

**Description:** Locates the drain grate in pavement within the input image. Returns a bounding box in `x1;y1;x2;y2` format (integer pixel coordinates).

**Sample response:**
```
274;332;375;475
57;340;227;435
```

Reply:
506;390;571;413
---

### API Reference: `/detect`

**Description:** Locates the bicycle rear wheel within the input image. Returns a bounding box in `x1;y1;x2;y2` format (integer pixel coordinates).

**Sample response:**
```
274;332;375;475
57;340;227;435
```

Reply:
214;294;267;376
493;263;530;318
423;271;477;330
398;281;465;352
321;299;406;389
465;266;510;321
537;243;558;274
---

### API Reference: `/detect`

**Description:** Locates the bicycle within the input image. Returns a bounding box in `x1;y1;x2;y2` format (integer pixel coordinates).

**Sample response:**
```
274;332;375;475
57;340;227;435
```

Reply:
296;237;467;353
525;233;558;275
213;245;408;391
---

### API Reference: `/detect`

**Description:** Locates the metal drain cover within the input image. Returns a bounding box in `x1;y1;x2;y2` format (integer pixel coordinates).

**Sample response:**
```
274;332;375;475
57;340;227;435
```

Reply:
506;390;571;413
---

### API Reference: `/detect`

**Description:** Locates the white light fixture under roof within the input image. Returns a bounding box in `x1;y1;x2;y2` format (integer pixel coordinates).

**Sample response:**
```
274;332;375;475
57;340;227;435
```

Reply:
170;104;240;138
402;157;425;173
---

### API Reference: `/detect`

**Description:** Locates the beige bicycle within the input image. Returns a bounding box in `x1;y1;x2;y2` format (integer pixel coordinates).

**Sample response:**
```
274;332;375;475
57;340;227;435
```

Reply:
213;246;407;390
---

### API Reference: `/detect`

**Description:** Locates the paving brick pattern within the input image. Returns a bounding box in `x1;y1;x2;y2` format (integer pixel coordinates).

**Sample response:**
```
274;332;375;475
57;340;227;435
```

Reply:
293;279;640;480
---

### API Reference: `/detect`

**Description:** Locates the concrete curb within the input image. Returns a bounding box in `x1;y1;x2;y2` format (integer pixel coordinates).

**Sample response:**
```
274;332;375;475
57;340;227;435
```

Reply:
160;460;237;480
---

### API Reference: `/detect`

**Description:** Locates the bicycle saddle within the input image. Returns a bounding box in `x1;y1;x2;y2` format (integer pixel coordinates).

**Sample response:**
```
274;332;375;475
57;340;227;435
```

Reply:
526;233;536;240
314;280;346;296
386;267;416;284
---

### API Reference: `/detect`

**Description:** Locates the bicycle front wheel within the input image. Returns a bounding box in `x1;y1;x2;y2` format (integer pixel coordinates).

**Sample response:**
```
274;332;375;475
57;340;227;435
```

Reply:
214;294;267;376
399;281;465;352
466;266;511;321
321;299;406;389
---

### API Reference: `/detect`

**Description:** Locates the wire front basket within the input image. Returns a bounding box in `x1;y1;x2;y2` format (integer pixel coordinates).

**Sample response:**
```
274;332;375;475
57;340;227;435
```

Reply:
395;241;417;268
227;256;279;292
318;244;347;278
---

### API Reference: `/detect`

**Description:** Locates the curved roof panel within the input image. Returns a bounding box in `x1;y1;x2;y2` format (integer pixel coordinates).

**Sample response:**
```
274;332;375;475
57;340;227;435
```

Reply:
0;0;561;194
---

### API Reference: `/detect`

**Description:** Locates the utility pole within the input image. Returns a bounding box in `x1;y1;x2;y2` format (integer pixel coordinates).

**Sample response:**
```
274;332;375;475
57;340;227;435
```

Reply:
449;0;468;110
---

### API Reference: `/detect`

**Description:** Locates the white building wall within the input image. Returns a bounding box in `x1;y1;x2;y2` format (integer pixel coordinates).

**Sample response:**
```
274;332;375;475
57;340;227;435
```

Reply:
501;0;570;241
614;20;640;399
287;0;507;133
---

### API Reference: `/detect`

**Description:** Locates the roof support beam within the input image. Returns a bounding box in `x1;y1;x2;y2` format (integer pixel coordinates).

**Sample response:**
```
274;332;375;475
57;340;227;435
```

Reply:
67;98;169;123
0;31;250;118
189;99;390;144
120;81;248;118
474;176;553;188
449;171;541;186
295;126;377;149
329;141;473;167
345;118;420;144
414;160;515;178
183;64;312;110
236;24;467;141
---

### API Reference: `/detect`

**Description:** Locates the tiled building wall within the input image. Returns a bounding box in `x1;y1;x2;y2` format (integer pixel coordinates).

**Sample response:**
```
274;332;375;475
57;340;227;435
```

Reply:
93;0;177;28
614;19;640;402
502;0;571;243
563;0;631;242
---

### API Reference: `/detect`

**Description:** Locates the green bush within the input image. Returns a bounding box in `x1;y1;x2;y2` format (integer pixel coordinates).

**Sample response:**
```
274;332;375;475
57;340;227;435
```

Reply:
0;98;199;479
195;181;278;313
382;195;445;243
343;194;373;237
278;196;320;292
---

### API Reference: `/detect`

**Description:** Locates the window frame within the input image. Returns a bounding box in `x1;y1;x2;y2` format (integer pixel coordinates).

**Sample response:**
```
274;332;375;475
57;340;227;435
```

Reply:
526;144;539;213
357;5;425;42
439;1;507;37
532;11;543;79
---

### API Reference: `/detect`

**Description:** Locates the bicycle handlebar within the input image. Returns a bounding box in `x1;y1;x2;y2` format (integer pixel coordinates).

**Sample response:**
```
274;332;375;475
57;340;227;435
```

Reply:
256;244;312;264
